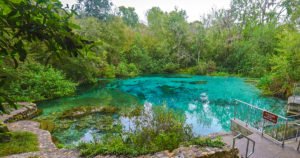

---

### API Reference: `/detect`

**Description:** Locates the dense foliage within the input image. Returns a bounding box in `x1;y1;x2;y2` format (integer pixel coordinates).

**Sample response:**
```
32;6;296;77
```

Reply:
70;0;300;98
4;62;77;102
0;0;86;109
1;0;300;111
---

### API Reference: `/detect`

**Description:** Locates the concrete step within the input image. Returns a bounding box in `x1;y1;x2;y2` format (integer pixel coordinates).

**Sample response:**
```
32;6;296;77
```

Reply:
222;133;300;158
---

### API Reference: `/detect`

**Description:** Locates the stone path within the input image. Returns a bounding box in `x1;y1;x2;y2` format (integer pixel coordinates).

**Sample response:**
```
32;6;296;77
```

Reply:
3;120;80;158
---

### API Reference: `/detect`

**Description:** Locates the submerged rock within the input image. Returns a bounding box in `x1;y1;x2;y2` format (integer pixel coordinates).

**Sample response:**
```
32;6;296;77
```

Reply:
159;85;176;94
190;80;208;85
59;106;118;119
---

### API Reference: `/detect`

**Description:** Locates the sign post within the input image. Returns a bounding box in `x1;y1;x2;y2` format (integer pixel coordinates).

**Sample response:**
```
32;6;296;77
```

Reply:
263;111;278;124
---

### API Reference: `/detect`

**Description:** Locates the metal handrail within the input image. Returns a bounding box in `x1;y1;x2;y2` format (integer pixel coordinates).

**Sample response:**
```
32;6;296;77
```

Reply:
287;114;300;119
298;140;300;151
233;132;255;158
234;99;290;147
234;99;287;120
293;122;300;142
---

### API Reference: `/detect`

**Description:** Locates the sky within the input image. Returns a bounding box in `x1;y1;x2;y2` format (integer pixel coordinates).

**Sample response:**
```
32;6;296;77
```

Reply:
60;0;231;23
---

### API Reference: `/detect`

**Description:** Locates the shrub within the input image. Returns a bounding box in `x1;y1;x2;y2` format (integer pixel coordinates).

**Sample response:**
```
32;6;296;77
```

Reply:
192;60;216;75
6;62;77;102
164;63;179;73
258;74;293;97
102;65;116;78
78;106;193;157
177;60;217;75
116;62;139;77
184;136;225;148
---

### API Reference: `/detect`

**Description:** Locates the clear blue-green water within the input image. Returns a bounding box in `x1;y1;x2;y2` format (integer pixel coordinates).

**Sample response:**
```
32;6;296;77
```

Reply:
37;75;286;145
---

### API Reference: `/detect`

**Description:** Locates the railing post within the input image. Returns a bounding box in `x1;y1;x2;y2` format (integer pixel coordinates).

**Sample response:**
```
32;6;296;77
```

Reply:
246;139;249;157
234;100;237;120
297;139;300;151
252;141;255;155
246;106;250;127
282;119;288;147
296;126;299;141
262;119;265;136
232;132;241;149
232;138;236;149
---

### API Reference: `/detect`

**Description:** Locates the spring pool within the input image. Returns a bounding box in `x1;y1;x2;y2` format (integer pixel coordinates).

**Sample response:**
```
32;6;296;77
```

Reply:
37;75;286;145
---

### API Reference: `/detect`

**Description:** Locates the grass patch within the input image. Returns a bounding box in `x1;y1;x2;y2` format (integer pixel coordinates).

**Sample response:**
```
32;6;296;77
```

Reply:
0;131;39;156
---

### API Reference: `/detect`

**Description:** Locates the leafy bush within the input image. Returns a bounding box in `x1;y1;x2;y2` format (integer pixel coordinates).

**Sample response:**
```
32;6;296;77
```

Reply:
164;63;180;73
177;60;217;75
102;65;116;78
5;62;77;102
116;62;139;77
258;73;293;98
210;71;231;76
78;106;194;157
184;136;225;148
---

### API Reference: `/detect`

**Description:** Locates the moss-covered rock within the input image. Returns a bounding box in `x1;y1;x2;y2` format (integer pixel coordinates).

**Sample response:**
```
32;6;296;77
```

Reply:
4;103;40;123
59;106;117;119
39;120;55;133
0;122;9;133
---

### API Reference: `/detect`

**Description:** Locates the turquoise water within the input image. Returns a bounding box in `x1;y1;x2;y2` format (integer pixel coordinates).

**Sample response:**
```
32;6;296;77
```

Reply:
37;75;286;145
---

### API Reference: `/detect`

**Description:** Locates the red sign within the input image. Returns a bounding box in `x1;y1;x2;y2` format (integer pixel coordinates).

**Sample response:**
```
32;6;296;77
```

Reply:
263;111;278;124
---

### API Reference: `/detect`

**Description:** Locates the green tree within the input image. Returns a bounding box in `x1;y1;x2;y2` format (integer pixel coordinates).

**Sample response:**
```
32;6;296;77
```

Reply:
0;0;86;112
260;26;300;97
75;0;113;20
117;6;139;27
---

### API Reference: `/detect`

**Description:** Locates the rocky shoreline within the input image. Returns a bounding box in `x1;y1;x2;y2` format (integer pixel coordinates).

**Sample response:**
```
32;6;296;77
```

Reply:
0;103;239;158
0;102;40;123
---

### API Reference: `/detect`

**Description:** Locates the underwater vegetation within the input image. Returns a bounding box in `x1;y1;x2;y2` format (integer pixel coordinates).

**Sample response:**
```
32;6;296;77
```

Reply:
36;75;286;147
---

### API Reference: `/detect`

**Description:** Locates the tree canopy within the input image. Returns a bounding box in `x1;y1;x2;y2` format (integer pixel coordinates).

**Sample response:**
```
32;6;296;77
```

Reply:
1;0;300;112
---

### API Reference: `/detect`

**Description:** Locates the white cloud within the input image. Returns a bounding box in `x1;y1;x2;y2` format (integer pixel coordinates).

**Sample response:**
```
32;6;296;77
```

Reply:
60;0;231;22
